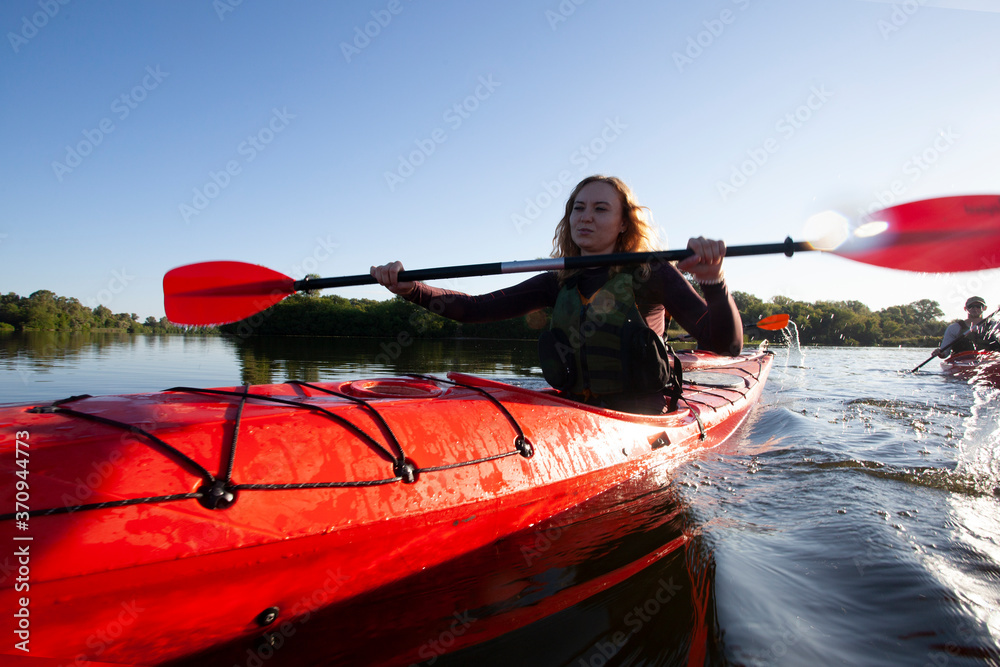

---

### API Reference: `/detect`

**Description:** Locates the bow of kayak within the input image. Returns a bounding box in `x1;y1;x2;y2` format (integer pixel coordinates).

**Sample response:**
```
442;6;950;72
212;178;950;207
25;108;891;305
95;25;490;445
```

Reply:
1;349;772;665
941;350;1000;387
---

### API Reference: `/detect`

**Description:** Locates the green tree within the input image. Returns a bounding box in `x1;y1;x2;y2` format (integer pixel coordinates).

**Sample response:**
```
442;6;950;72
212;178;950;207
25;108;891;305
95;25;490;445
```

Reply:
24;290;59;329
0;293;25;329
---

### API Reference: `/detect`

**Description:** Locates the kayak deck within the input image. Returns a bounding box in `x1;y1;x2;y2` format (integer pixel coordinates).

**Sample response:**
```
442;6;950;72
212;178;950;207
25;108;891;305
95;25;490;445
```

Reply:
941;350;1000;386
0;350;772;665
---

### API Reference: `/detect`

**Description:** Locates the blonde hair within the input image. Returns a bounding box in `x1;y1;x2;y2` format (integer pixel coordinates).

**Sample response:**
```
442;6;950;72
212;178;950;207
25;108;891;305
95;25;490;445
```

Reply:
551;175;659;283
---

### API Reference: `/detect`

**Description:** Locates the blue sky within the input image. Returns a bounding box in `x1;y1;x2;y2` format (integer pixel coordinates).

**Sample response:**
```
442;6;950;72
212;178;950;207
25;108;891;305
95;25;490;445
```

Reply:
3;0;999;323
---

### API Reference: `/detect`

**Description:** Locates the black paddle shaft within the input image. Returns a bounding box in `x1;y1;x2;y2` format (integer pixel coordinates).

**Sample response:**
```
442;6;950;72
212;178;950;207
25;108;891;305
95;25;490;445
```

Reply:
294;238;810;291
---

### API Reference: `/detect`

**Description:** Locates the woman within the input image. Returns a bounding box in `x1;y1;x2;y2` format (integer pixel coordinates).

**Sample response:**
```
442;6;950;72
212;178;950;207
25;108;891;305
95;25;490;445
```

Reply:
370;175;743;414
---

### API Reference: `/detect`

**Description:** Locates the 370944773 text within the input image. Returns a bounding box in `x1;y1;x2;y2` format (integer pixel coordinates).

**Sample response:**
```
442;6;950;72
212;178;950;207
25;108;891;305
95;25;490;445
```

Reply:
12;430;32;653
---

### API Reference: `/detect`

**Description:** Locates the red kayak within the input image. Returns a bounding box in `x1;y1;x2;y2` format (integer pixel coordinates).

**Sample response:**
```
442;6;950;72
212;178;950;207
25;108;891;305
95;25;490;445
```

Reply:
1;349;772;665
941;350;1000;387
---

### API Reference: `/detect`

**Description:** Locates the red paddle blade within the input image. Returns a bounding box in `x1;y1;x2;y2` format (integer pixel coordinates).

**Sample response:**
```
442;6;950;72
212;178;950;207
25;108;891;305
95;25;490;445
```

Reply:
833;195;1000;272
164;261;296;325
754;313;790;330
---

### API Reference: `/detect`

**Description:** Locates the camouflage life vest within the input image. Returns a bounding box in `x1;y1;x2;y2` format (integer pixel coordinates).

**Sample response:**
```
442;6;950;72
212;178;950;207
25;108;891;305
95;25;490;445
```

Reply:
538;271;680;401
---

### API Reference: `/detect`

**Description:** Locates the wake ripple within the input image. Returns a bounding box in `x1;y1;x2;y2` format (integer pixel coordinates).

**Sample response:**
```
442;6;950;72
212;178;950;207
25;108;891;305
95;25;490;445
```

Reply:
812;458;1000;498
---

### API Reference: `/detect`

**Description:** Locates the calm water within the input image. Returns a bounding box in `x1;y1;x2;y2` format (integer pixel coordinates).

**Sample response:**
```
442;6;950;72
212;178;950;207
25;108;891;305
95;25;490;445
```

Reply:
2;332;999;666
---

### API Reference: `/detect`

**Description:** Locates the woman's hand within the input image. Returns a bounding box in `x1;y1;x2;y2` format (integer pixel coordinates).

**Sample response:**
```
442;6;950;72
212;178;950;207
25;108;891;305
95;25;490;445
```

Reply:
370;261;416;296
678;237;726;284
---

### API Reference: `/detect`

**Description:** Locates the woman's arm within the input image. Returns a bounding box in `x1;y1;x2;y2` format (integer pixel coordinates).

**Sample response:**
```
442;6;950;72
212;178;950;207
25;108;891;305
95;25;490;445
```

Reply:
372;265;558;323
644;262;743;356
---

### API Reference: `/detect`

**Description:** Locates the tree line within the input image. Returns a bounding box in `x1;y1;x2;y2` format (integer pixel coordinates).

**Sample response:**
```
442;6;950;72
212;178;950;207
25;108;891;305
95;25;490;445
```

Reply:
0;291;212;334
734;292;945;347
218;290;950;347
1;288;953;347
217;293;546;340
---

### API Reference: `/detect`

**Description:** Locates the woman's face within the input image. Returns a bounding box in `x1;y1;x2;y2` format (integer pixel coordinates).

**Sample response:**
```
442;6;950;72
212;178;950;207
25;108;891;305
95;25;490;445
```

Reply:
569;181;625;256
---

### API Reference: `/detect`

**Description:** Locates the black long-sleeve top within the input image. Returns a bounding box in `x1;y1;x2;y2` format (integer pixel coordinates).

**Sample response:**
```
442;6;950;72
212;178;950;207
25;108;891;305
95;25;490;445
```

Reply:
403;263;744;356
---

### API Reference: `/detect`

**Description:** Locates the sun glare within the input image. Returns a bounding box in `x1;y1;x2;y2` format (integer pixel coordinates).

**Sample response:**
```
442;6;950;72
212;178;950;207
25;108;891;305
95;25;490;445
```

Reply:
803;211;850;251
854;220;891;238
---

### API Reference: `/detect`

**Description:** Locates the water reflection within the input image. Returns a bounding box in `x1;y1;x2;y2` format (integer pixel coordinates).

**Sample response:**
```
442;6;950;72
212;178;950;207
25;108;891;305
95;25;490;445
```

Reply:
0;332;545;403
223;336;542;386
1;331;223;365
422;478;721;667
1;332;233;401
1;330;135;364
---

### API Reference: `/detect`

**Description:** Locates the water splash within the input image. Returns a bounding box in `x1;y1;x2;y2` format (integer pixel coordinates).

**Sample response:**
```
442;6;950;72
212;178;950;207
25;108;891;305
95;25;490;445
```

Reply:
930;382;1000;649
957;383;1000;495
780;321;806;366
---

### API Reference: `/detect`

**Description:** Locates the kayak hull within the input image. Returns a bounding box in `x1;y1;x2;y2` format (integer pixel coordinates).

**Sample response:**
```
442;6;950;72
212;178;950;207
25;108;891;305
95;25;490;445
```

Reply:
0;350;772;665
941;350;1000;387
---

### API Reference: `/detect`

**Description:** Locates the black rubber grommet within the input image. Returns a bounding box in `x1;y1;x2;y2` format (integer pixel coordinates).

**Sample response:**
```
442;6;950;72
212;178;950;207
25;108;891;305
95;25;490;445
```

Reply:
395;459;419;484
256;607;279;627
197;480;239;510
515;436;534;458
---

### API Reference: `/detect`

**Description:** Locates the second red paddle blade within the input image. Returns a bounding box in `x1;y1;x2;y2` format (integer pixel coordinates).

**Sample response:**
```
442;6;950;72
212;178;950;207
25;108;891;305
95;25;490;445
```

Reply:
834;195;1000;273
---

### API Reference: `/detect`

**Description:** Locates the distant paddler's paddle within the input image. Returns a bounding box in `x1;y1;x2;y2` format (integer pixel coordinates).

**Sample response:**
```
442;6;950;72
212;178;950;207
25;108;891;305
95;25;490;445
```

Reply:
909;305;1000;373
675;313;786;343
164;194;1000;326
752;313;790;331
